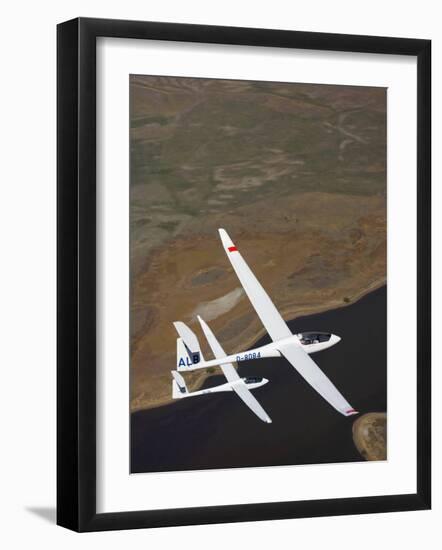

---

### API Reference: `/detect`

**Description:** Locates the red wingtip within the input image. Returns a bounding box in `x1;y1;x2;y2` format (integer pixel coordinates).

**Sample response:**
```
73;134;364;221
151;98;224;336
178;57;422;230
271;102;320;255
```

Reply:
346;409;359;415
228;246;238;252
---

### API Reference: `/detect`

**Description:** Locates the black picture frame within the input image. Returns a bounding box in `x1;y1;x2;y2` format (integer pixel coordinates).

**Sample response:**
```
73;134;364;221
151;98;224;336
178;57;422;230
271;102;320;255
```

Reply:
57;17;431;532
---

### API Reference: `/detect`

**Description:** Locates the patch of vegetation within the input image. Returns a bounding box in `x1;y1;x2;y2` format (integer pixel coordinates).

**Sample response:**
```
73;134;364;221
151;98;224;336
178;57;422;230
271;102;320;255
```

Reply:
131;115;172;128
158;221;179;232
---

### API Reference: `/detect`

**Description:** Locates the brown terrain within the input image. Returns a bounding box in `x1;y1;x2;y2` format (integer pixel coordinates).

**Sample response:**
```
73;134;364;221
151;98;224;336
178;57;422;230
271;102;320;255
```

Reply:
352;413;387;460
130;76;386;412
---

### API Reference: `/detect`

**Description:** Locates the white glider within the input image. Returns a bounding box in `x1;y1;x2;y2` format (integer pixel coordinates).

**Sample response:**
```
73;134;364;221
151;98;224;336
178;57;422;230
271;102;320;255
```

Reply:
172;317;272;423
173;228;358;419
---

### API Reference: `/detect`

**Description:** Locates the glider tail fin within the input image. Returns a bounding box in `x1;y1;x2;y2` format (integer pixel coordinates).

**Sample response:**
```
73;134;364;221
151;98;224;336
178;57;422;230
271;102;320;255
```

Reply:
171;370;188;399
173;321;205;371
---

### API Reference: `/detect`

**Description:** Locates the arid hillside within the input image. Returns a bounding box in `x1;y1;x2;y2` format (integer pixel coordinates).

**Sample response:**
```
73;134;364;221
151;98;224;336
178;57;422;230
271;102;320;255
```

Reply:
130;76;386;412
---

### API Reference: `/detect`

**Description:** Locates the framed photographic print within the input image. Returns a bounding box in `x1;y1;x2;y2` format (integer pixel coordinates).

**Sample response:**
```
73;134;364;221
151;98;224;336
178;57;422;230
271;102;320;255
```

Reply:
57;17;431;531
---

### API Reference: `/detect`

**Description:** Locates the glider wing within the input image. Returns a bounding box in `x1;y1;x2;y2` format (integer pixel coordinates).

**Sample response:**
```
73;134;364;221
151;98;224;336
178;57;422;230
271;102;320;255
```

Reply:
198;315;271;423
279;343;358;417
218;228;292;342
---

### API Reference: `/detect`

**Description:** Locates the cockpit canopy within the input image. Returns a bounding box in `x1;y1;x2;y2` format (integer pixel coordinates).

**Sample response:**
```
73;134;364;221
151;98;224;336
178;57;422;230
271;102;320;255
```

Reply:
244;376;263;385
298;332;331;345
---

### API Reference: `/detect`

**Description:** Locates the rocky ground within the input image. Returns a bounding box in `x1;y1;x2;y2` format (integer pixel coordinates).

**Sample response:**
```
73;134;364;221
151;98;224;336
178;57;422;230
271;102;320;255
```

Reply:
352;412;387;460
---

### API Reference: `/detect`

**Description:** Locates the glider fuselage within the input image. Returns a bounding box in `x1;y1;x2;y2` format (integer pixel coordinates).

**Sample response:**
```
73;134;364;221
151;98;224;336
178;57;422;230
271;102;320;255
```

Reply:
172;376;269;398
178;332;340;371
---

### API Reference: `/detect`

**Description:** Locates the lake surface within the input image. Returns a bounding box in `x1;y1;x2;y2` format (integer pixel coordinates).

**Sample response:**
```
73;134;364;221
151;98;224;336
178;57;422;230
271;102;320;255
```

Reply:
131;285;386;473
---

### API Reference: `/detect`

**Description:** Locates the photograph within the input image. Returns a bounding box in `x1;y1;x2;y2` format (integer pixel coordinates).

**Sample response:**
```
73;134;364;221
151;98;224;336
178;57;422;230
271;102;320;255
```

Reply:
129;75;387;474
0;0;434;541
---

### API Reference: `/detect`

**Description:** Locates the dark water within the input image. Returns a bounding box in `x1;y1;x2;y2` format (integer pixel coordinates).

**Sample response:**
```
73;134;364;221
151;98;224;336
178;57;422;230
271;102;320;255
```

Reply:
131;286;386;473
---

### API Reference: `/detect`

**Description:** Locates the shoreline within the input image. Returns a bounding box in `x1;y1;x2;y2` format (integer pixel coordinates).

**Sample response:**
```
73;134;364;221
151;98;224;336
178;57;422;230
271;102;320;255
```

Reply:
352;412;387;461
131;278;386;413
